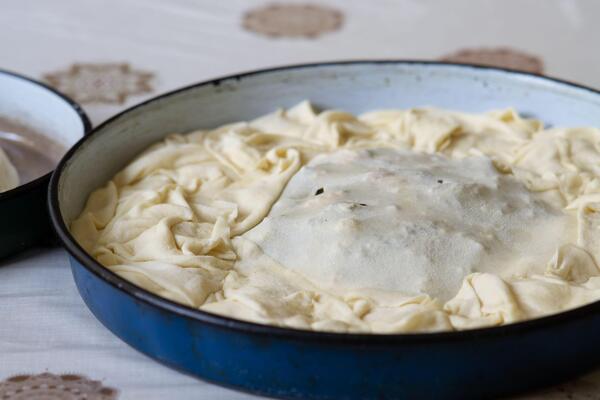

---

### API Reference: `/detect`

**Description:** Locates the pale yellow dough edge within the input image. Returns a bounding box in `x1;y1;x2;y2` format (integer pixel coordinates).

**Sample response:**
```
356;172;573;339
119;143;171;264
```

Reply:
0;146;19;192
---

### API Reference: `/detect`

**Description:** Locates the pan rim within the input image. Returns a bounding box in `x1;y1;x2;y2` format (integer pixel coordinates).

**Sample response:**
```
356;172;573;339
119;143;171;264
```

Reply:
0;68;92;201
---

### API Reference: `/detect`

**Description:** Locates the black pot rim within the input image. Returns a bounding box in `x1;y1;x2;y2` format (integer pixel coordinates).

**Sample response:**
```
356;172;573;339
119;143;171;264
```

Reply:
48;59;600;345
0;68;92;202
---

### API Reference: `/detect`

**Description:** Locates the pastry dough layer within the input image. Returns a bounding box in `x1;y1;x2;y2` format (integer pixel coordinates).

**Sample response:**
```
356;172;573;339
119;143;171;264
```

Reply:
71;102;600;333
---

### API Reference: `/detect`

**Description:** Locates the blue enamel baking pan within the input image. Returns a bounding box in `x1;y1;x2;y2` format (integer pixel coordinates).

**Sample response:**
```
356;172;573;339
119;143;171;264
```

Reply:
48;61;600;399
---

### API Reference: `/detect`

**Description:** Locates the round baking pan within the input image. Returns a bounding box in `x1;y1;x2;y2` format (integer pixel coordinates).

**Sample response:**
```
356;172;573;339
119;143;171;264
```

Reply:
0;69;90;259
49;61;600;399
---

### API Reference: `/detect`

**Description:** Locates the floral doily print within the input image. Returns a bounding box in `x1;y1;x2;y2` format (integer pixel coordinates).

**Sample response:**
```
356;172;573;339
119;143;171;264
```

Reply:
440;47;544;74
517;374;600;400
243;3;343;38
44;63;154;104
0;373;118;399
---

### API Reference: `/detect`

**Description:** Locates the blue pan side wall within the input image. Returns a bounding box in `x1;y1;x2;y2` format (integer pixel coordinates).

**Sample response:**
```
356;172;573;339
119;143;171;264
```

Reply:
69;256;600;399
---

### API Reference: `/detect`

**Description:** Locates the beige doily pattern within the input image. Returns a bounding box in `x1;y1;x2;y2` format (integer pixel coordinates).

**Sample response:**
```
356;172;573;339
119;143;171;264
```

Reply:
440;47;544;74
243;3;343;38
0;373;118;399
44;63;154;104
